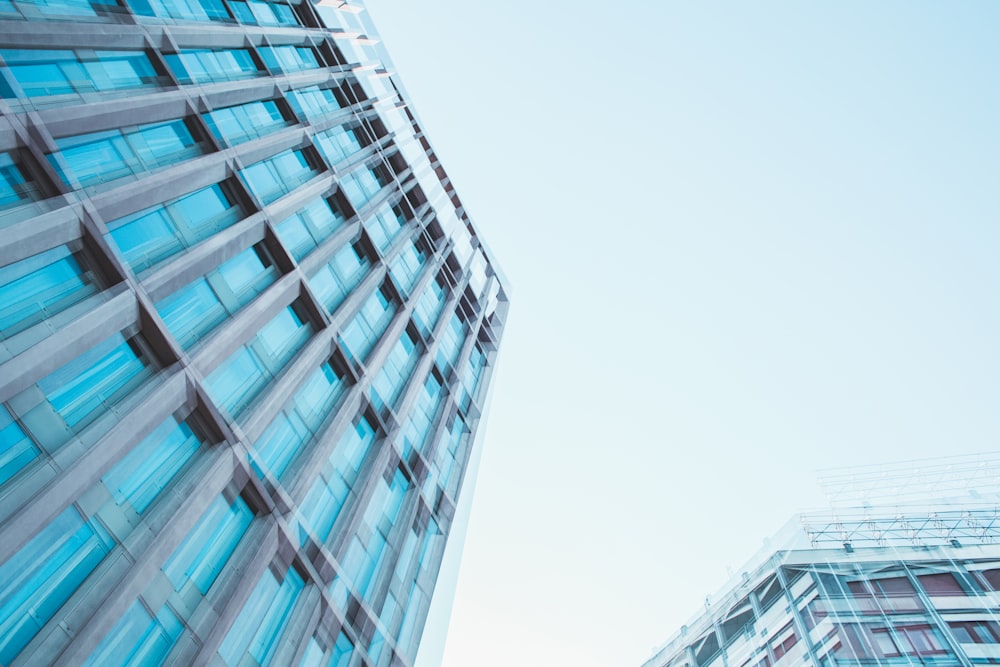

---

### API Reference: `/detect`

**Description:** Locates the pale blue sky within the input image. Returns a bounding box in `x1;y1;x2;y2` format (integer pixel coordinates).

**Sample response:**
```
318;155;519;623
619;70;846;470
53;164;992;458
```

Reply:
362;2;1000;665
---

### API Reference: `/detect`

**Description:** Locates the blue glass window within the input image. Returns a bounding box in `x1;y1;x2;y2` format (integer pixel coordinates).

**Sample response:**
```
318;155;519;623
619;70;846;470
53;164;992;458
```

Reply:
329;633;354;667
0;243;98;340
339;285;394;362
203;99;287;146
4;332;153;456
369;329;420;413
155;243;277;349
214;242;278;304
0;405;37;488
157;279;226;349
239;149;318;205
401;374;442;458
82;600;184;667
227;0;298;25
49;118;203;188
250;355;345;481
127;0;228;22
162;494;253;594
298;415;376;545
333;466;409;603
416;520;443;586
313;125;363;165
106;181;244;273
395;583;427;661
164;48;260;84
291;362;342;431
388;524;437;663
362;203;405;252
258;46;318;74
6;0;99;17
0;151;40;209
340;168;385;212
306;242;368;314
435;311;467;372
368;630;386;664
101;416;201;515
0;506;116;664
273;197;344;261
36;333;151;431
206;347;266;416
205;302;312;417
389;240;427;296
218;567;304;666
252;412;308;481
411;277;446;339
285;85;342;121
298;638;324;667
459;344;486;411
430;413;467;495
0;49;158;98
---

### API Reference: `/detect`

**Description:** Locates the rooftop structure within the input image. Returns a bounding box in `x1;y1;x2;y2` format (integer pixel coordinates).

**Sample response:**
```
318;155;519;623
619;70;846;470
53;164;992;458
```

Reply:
644;456;1000;667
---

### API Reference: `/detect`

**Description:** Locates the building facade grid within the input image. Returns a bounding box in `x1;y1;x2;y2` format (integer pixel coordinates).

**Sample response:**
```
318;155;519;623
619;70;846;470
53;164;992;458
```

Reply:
0;1;508;665
644;543;1000;667
645;471;1000;667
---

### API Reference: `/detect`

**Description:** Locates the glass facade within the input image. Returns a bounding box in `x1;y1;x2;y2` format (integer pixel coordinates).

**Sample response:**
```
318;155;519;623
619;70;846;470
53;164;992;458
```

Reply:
0;2;509;666
645;517;1000;667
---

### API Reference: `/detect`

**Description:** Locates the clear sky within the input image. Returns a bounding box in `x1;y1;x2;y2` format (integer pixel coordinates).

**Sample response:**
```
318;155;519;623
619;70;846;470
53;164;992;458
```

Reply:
361;2;1000;665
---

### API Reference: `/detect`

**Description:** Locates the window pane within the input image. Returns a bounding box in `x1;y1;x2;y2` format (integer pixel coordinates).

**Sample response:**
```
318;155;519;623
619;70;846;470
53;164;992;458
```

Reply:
314;125;363;165
165;49;260;84
156;245;276;350
0;506;115;664
341;168;384;212
0;49;157;98
0;405;38;488
107;182;242;273
0;151;40;209
306;243;368;314
298;416;375;545
203;99;286;146
83;600;183;667
0;244;98;339
205;303;311;416
101;416;201;514
38;334;149;429
259;46;318;74
239;149;317;205
274;197;344;261
339;286;394;361
127;0;228;22
51;119;203;189
161;494;253;594
361;203;404;251
218;568;304;666
285;85;342;121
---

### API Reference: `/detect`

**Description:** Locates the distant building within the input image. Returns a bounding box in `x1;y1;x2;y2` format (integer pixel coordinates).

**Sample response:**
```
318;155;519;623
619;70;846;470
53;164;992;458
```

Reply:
644;458;1000;667
0;1;508;665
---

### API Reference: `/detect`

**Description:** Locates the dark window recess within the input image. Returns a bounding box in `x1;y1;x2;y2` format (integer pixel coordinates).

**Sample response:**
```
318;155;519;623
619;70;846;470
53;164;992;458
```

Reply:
694;631;720;665
950;621;1000;644
770;625;798;661
801;599;827;631
980;569;1000;591
721;606;755;642
848;576;921;613
835;624;872;660
918;573;964;596
755;576;783;611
